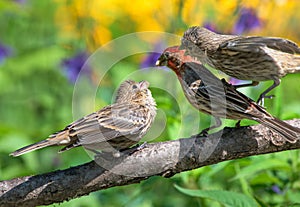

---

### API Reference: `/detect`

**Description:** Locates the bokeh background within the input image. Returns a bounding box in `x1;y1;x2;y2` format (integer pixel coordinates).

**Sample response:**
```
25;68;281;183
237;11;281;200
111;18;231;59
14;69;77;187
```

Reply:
1;0;300;206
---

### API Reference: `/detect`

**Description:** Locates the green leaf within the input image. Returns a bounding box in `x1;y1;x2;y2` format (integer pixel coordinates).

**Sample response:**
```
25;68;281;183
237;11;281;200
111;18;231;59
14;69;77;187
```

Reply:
253;195;269;207
230;159;290;181
249;172;280;185
175;185;258;207
205;161;231;177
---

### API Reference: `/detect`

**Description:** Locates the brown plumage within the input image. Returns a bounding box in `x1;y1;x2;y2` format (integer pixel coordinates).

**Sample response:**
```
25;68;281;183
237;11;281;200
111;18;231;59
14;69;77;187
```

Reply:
156;46;300;143
181;26;300;103
10;80;157;157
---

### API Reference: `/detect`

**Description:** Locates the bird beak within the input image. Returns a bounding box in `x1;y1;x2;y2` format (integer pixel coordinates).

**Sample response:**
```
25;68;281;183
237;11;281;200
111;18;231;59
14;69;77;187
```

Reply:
155;54;167;66
155;60;161;66
138;80;149;90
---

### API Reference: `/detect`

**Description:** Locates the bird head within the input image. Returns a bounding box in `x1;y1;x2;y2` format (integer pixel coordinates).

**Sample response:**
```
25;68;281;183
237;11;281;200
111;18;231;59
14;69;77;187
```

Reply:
156;46;184;71
156;46;201;74
115;80;155;105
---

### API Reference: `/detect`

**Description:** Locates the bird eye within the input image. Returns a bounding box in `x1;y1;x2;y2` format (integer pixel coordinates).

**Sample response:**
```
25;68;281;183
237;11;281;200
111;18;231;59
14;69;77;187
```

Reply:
132;85;138;89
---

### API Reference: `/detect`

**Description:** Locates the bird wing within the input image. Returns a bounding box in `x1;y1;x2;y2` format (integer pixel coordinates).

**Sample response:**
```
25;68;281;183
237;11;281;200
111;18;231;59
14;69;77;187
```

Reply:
181;62;268;119
221;79;261;114
191;78;249;111
184;62;228;100
63;103;147;145
219;36;300;54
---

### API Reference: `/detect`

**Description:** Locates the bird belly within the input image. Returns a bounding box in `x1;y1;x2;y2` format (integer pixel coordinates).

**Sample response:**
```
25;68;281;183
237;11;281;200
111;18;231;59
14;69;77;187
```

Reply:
83;135;139;153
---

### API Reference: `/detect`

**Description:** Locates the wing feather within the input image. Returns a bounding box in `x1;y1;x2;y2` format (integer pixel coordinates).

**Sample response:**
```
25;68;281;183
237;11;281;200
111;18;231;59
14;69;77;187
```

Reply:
220;36;300;54
63;104;147;146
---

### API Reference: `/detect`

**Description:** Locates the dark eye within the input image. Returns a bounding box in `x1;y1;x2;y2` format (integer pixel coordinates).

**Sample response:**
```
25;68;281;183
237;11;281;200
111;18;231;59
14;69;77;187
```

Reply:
165;52;170;58
132;85;138;89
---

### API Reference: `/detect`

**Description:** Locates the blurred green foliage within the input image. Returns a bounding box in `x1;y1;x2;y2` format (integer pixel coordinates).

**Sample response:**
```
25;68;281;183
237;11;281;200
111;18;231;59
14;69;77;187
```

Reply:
0;1;300;206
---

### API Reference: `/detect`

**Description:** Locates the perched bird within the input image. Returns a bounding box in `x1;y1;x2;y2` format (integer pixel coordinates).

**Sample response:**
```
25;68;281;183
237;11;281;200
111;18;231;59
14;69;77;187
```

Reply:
156;46;300;143
181;26;300;103
10;80;157;157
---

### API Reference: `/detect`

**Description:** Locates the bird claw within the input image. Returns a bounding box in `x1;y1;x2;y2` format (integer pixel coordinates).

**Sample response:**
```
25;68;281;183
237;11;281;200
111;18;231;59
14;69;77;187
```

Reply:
126;142;148;155
193;129;209;138
136;141;148;151
235;120;241;128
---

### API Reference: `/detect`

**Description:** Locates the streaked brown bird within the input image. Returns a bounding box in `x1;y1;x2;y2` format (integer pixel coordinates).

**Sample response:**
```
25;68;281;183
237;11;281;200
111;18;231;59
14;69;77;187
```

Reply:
10;80;157;157
181;26;300;103
156;46;300;143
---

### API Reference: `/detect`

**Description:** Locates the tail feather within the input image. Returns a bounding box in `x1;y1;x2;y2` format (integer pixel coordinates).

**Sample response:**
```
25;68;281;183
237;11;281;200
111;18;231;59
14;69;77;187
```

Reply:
10;130;71;157
260;117;300;143
9;139;57;157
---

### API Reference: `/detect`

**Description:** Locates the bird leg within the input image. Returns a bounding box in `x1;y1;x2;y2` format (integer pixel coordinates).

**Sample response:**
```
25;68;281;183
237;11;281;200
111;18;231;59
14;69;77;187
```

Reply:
257;79;280;105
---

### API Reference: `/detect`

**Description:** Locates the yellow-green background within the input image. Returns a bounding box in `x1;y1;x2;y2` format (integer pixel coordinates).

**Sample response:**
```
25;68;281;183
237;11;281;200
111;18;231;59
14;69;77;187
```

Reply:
0;0;300;206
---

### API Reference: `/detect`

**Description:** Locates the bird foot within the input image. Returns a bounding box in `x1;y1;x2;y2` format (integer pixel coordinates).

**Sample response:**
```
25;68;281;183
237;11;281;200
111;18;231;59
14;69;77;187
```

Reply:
235;120;241;128
193;129;209;138
122;142;148;156
136;141;148;151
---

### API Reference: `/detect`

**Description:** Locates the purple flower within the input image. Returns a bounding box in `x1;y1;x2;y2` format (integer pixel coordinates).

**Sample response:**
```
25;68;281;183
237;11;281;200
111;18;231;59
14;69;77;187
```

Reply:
271;185;283;194
61;52;91;83
233;7;261;35
0;43;13;65
203;22;218;33
140;42;166;68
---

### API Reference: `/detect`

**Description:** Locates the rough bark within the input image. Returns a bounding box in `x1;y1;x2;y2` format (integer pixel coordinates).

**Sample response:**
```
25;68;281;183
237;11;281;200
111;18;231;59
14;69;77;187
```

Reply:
1;119;300;207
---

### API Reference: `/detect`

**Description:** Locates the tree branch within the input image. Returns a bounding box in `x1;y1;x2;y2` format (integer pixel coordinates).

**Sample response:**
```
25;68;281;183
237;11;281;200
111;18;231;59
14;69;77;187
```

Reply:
1;119;300;207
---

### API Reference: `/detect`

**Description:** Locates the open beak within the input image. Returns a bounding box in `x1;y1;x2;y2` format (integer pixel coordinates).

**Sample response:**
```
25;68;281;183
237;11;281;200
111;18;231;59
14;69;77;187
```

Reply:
155;54;167;66
138;80;149;90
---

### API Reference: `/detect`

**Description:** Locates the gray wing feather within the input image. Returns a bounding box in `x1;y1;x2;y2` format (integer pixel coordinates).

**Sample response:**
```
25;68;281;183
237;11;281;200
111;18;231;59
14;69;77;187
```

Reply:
68;104;146;145
220;36;300;54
